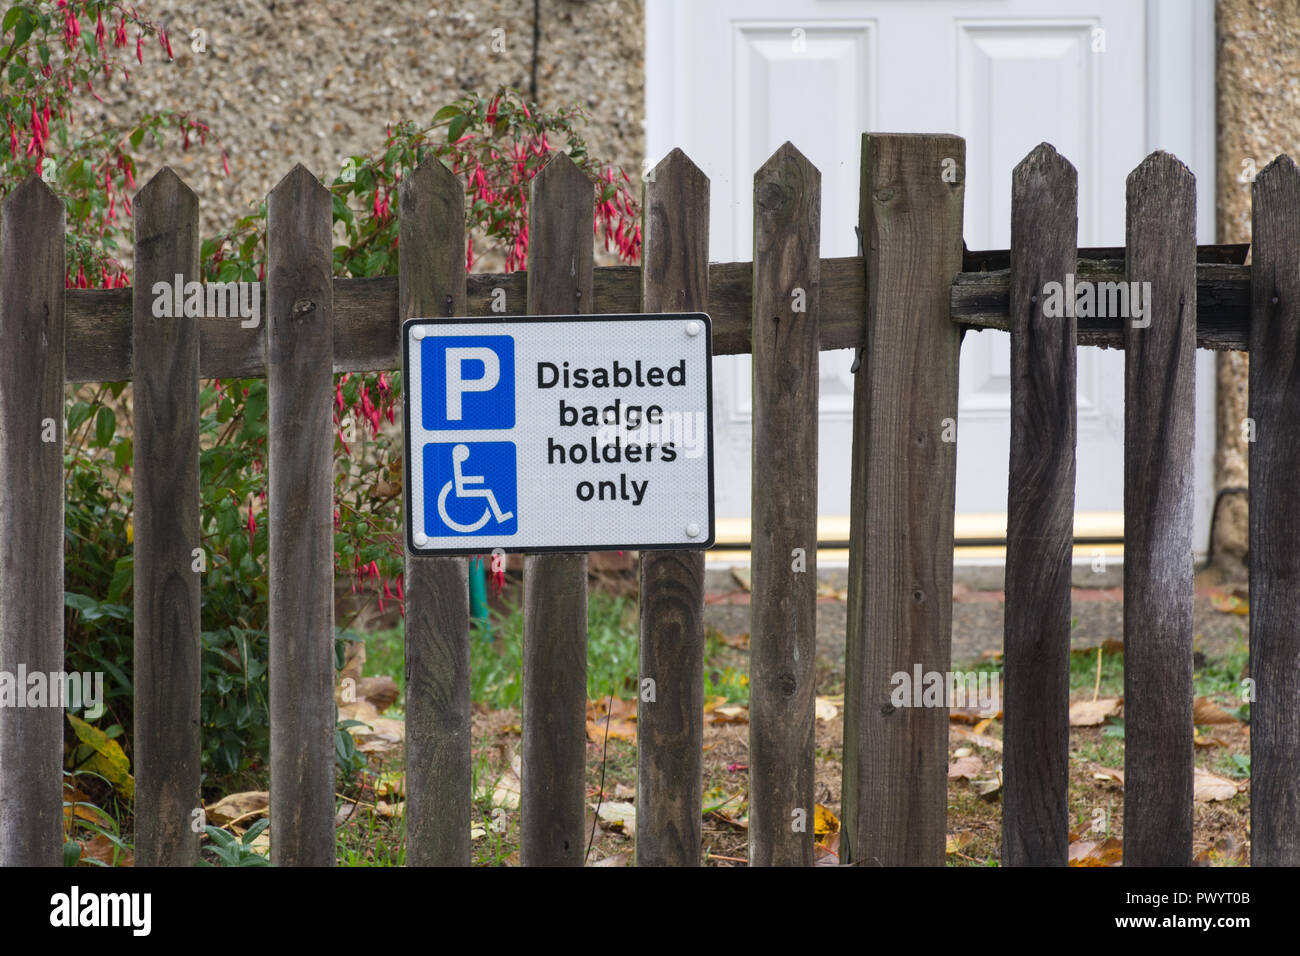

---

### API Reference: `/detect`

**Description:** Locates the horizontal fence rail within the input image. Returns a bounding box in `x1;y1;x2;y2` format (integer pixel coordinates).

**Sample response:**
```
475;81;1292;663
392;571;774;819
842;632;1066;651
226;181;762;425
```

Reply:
1;132;1297;869
56;246;1253;385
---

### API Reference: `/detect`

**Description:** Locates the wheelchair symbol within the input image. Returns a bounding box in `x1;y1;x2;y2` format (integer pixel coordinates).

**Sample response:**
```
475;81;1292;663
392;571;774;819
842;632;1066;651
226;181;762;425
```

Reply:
437;443;515;533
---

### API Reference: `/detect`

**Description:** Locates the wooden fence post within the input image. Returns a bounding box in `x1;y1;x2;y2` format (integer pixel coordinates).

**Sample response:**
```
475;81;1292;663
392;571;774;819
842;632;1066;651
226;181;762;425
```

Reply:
749;142;821;867
842;133;965;866
1247;154;1300;866
399;157;473;866
267;165;336;865
636;148;709;867
521;153;593;866
1003;144;1078;866
1122;151;1197;866
132;168;202;866
0;176;66;867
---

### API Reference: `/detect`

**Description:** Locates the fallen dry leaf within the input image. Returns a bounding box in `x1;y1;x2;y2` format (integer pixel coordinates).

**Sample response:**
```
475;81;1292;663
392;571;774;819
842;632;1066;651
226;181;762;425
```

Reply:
1069;837;1123;866
718;631;750;650
1090;766;1243;803
491;752;522;809
206;790;269;826
78;833;133;867
948;755;983;780
586;696;638;743
1193;697;1239;725
355;676;400;711
1194;834;1247;866
339;698;406;755
1193;768;1244;802
1069;697;1122;726
709;704;749;725
1210;593;1249;616
951;725;1003;752
815;697;839;722
814;803;839;838
946;831;975;855
590;849;632;867
595;801;636;837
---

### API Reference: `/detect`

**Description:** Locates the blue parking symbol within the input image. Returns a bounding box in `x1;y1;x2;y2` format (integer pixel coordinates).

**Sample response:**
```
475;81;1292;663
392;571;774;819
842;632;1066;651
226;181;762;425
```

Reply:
424;441;518;537
422;335;515;431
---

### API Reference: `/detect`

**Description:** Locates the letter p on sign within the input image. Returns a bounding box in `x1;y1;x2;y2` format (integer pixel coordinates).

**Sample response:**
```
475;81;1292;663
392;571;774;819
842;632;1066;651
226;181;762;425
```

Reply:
422;334;516;430
445;346;500;419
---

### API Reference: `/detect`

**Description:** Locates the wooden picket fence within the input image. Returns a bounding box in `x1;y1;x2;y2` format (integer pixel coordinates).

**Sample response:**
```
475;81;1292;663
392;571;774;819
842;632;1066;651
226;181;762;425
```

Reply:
0;133;1296;867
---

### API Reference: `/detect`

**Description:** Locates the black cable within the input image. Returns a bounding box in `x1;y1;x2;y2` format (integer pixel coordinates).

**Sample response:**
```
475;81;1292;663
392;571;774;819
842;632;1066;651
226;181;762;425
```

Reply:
530;0;540;99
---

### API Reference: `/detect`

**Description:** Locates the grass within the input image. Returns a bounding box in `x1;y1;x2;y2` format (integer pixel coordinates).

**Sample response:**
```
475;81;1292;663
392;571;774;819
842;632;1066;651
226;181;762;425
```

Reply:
363;591;690;710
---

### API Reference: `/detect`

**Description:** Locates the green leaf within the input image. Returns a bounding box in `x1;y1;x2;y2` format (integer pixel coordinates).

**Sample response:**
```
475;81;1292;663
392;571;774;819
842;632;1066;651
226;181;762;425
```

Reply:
94;407;115;448
12;10;36;50
432;104;462;124
63;840;82;867
241;817;270;845
447;113;471;143
67;401;92;433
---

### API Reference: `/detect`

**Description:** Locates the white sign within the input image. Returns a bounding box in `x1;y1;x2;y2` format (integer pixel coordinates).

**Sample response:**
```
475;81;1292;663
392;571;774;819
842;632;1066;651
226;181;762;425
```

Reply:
402;314;714;555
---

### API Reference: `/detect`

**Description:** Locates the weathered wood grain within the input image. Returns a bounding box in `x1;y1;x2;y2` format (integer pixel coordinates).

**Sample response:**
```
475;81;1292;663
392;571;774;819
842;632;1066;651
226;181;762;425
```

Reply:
842;133;965;867
1247;154;1300;866
521;153;592;867
952;261;1247;349
132;168;202;866
749;142;820;867
636;148;709;867
267;166;336;866
1002;144;1077;867
1122;151;1197;867
0;176;66;867
58;249;1253;383
399;158;473;867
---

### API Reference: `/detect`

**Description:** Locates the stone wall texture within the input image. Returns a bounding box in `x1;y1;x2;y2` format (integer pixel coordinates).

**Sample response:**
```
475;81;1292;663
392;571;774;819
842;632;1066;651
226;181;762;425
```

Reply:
91;0;645;256
1214;0;1300;576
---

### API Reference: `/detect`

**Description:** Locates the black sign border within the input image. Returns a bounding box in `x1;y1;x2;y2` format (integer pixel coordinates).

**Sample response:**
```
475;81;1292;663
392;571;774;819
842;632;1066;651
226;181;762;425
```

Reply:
401;312;716;557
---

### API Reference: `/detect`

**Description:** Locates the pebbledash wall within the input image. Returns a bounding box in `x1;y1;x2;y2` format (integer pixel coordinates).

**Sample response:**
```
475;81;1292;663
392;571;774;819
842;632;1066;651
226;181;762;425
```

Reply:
93;0;1286;574
1214;0;1300;576
90;0;646;268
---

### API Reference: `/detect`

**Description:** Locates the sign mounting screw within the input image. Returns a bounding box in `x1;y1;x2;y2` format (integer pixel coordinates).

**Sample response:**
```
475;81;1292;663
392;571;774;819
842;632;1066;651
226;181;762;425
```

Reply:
414;532;429;546
685;321;701;337
686;523;701;538
412;326;427;341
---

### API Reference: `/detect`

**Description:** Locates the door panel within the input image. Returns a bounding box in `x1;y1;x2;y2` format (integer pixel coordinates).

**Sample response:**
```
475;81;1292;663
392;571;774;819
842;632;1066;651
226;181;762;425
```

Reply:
646;0;1212;546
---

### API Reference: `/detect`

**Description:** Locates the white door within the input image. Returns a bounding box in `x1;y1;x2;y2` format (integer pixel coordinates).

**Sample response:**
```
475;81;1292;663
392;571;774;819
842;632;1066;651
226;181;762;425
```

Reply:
646;0;1216;555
